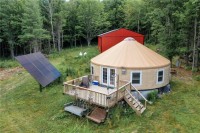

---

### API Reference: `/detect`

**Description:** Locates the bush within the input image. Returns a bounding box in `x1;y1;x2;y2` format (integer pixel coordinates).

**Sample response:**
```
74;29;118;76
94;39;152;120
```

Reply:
65;67;77;78
194;75;200;81
0;59;19;68
192;68;199;73
184;66;192;70
147;91;158;102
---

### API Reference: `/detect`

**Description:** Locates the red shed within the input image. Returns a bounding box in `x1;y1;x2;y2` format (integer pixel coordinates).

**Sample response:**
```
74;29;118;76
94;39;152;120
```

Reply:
98;28;144;52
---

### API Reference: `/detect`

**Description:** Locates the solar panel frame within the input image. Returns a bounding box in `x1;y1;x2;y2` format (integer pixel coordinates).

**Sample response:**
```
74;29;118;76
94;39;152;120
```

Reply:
15;52;61;87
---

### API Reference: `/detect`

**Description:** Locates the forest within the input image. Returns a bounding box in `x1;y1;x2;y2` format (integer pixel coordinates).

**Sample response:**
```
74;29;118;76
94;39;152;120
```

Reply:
0;0;200;70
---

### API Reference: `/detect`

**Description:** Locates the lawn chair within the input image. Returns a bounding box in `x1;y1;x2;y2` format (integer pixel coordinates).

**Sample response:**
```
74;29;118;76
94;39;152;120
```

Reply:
80;76;90;88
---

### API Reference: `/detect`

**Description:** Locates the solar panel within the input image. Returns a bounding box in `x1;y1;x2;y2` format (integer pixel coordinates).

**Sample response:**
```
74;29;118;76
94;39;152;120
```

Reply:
15;52;61;87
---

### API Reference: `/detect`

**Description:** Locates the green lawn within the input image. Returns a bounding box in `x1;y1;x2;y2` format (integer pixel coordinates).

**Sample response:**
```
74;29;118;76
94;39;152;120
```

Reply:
0;46;200;133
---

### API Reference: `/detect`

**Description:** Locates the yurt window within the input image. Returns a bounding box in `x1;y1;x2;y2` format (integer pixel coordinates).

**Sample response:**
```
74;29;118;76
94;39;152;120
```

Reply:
131;71;142;85
157;69;164;83
91;65;94;75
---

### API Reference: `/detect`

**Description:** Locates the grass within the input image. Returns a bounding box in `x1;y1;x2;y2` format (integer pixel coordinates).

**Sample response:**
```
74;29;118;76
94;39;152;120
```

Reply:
1;46;200;133
0;58;19;68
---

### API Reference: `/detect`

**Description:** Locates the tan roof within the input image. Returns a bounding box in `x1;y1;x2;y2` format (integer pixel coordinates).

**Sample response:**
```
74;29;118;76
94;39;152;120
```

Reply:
91;37;170;69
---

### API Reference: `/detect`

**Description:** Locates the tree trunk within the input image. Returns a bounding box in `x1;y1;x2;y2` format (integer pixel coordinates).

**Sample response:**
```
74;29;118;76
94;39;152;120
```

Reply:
192;13;197;72
24;47;25;55
87;38;91;46
137;10;140;32
47;0;55;50
30;44;32;54
196;24;200;68
57;30;61;52
75;36;77;47
33;40;38;53
48;39;51;53
10;47;14;59
61;31;63;49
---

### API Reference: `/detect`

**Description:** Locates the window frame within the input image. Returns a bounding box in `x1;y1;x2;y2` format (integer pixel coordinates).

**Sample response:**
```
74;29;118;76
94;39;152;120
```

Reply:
130;71;142;86
157;69;164;84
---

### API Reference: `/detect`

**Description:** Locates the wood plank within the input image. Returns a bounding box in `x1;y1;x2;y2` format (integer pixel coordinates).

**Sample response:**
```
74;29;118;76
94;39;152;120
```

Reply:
134;103;139;108
87;107;107;123
64;105;87;117
140;107;146;113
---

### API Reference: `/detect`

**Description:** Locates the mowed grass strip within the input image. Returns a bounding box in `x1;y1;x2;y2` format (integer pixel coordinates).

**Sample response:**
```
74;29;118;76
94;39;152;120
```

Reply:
0;46;200;133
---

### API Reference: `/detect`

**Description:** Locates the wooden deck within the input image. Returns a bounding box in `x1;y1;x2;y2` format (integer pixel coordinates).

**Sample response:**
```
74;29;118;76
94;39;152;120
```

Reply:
63;75;130;108
63;75;149;123
88;85;117;95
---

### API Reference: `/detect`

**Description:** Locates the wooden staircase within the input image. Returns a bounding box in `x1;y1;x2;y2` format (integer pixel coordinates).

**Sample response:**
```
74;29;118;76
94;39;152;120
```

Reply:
124;88;146;115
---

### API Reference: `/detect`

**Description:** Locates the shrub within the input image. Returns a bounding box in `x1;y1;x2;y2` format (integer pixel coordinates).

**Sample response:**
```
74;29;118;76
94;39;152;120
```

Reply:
184;66;192;70
194;75;200;81
65;67;77;78
147;90;158;102
0;60;19;68
85;67;90;73
192;68;199;73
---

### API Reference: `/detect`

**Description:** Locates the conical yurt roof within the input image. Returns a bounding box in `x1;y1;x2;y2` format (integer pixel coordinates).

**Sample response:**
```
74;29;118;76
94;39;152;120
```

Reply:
91;37;170;69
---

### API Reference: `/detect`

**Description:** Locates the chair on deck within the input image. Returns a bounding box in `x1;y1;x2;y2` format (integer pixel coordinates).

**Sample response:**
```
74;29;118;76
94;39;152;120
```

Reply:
80;76;90;88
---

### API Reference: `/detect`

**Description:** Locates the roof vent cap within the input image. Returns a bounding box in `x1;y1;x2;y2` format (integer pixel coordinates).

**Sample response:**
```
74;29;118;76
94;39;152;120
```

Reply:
124;37;135;41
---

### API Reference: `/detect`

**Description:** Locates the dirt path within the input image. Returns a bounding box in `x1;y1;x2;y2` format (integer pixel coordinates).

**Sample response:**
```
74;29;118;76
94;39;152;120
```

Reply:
0;67;24;81
171;67;200;82
0;67;28;97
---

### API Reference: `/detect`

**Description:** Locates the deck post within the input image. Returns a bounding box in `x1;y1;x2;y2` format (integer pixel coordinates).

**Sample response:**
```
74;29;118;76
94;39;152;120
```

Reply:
145;101;146;108
39;84;42;92
116;74;119;102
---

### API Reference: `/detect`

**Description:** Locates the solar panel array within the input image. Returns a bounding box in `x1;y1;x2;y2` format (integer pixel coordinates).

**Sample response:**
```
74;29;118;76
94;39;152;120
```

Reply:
15;52;61;87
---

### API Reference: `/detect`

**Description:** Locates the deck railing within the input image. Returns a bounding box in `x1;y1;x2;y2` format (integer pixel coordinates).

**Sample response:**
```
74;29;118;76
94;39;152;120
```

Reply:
129;84;148;108
63;75;130;108
63;75;148;108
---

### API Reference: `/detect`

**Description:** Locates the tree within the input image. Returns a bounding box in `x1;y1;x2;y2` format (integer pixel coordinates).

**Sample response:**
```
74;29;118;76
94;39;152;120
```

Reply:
0;0;23;59
190;0;200;71
77;0;110;46
145;0;184;64
19;0;49;53
103;0;125;29
64;0;81;47
40;0;66;52
123;0;148;34
41;0;56;50
53;0;66;52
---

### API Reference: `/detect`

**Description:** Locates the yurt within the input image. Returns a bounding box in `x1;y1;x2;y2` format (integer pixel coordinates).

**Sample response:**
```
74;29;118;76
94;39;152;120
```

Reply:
91;37;171;94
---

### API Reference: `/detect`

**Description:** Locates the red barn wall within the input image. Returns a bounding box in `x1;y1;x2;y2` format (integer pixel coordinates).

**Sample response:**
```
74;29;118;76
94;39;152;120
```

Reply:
98;37;102;52
98;28;144;52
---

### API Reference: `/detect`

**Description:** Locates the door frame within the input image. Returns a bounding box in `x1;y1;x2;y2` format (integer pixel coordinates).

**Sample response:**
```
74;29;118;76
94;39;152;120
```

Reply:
101;67;116;87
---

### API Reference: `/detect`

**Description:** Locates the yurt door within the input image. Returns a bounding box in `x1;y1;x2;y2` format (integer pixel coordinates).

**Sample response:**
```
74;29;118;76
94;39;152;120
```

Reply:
102;67;116;87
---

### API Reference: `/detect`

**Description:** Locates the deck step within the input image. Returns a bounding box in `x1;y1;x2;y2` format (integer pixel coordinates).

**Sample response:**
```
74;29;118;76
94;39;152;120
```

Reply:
132;100;136;104
133;103;139;108
124;89;146;115
128;97;132;102
140;107;146;113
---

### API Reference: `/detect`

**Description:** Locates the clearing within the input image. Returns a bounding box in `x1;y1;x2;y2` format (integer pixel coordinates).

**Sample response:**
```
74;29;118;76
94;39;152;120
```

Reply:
0;46;200;133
